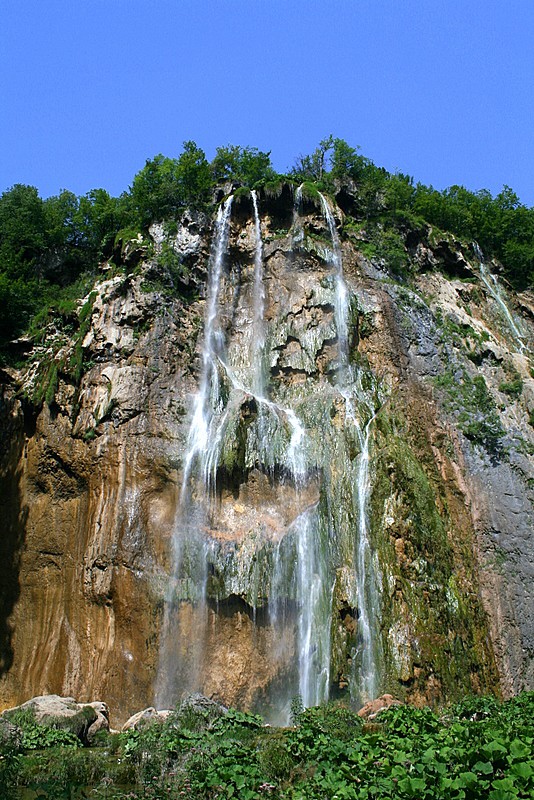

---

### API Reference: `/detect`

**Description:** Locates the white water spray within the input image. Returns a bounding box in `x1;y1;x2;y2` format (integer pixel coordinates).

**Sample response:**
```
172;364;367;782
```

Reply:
354;415;378;701
318;192;350;368
181;196;234;497
474;243;526;353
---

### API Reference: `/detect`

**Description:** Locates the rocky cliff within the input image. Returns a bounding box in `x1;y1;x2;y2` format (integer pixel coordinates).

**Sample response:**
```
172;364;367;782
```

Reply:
0;184;532;723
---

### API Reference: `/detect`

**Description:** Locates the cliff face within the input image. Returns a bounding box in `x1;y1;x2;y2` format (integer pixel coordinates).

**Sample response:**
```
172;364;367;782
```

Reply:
0;186;532;723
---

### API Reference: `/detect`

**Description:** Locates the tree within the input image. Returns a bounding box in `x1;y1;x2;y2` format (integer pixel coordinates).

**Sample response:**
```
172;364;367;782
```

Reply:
210;145;275;186
0;184;47;281
291;136;335;182
175;140;212;208
330;138;369;181
128;142;212;226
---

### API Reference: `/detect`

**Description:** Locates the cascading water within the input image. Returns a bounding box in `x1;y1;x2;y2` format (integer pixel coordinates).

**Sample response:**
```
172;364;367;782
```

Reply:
157;187;383;716
156;197;234;707
353;411;378;701
317;192;381;704
251;190;266;396
181;196;234;494
318;192;349;366
474;242;526;353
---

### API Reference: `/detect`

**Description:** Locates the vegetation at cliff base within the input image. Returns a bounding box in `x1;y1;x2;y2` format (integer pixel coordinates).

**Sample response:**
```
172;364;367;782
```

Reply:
1;693;533;798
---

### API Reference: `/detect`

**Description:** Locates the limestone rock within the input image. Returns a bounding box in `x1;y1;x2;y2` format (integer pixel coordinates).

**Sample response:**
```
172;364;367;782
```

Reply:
1;695;97;743
87;701;110;743
121;707;171;731
0;717;22;749
357;694;402;720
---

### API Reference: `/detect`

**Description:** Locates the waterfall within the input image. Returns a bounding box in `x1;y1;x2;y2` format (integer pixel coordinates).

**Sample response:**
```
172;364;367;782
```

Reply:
318;192;349;367
251;190;266;396
292;184;304;246
181;196;234;495
318;192;381;703
285;410;332;710
155;197;233;707
158;189;382;717
353;413;378;701
474;242;526;353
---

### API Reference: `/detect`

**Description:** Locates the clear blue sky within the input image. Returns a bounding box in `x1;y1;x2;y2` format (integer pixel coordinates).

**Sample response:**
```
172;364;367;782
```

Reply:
2;0;533;204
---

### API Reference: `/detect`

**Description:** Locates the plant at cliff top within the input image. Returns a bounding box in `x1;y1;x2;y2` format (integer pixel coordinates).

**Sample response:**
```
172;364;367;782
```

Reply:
128;142;212;227
211;144;277;188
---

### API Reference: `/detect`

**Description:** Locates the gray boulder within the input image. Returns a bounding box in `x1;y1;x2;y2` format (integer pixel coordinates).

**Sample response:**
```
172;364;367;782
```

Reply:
1;695;98;744
0;717;22;750
121;707;172;731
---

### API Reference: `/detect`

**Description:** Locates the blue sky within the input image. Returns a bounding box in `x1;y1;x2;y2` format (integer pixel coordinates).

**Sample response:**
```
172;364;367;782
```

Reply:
2;0;533;204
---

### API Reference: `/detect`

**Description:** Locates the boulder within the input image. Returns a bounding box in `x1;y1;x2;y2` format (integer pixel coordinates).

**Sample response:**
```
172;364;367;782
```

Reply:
86;701;110;744
0;717;22;750
1;695;97;744
121;707;171;731
357;694;402;720
178;693;228;717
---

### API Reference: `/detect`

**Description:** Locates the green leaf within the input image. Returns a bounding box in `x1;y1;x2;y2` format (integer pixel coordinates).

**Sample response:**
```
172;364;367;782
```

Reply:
511;761;533;779
397;776;426;795
473;760;494;774
483;739;508;758
509;739;531;760
457;771;479;789
491;777;517;793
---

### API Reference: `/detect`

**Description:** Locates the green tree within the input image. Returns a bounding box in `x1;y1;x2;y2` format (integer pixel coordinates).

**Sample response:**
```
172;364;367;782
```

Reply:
291;135;335;182
0;184;47;281
210;145;275;186
330;138;369;181
128;141;212;226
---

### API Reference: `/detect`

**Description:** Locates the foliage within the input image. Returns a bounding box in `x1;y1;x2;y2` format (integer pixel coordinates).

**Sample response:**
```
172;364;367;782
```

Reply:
129;141;212;227
359;225;411;278
499;368;523;398
6;694;533;798
1;136;533;365
211;144;276;187
2;708;81;751
434;368;505;455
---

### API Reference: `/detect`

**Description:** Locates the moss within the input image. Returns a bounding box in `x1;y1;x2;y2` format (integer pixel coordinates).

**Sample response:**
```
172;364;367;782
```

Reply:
233;186;251;200
499;372;523;398
300;181;321;202
262;179;285;199
369;402;498;702
433;369;505;455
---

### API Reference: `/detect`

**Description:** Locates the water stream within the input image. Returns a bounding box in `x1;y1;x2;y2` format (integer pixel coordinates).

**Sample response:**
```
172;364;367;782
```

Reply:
158;189;382;715
474;242;526;353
